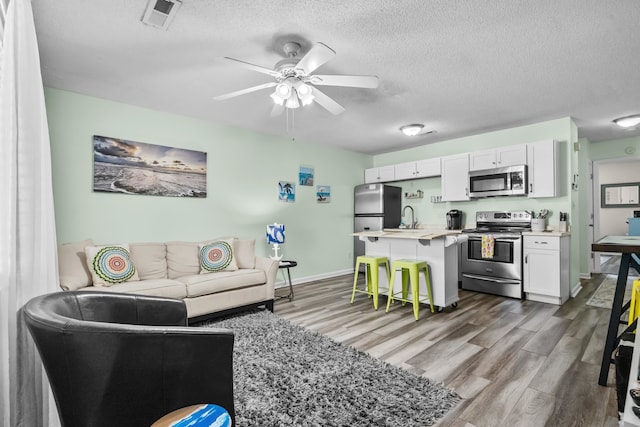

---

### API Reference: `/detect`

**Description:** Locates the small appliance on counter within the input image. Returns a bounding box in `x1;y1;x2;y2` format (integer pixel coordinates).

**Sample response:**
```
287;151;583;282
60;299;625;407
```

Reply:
446;210;463;230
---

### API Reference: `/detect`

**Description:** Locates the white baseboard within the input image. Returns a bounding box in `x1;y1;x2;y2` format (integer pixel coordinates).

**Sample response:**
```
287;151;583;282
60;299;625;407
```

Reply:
579;273;592;279
571;281;583;298
275;268;353;288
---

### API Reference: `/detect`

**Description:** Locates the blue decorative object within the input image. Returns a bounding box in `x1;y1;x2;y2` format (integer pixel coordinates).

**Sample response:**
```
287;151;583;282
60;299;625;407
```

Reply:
266;223;285;260
170;404;232;427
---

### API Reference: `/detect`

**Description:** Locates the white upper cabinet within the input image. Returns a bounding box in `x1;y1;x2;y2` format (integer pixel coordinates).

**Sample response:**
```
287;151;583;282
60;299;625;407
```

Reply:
364;165;395;183
394;158;441;181
527;139;560;198
441;153;470;201
469;145;527;171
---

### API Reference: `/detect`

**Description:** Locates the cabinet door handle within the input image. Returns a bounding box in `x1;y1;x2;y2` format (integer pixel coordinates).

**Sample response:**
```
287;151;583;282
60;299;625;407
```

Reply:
525;255;528;263
535;241;548;245
529;183;533;193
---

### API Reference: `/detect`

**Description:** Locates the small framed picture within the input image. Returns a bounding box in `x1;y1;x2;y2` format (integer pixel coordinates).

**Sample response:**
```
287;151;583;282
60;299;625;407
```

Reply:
316;185;330;203
299;166;314;186
278;181;295;202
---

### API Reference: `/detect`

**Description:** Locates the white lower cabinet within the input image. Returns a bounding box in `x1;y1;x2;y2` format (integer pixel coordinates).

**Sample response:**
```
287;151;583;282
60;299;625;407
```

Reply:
523;234;570;305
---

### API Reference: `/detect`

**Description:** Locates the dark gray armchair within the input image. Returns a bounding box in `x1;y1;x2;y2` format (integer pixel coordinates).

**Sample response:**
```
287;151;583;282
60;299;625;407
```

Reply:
22;291;235;427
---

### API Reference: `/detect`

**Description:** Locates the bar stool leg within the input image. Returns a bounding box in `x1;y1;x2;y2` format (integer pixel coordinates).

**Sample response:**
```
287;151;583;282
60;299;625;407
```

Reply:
385;266;397;312
401;268;409;306
423;265;435;313
350;259;361;304
410;265;420;320
371;262;379;310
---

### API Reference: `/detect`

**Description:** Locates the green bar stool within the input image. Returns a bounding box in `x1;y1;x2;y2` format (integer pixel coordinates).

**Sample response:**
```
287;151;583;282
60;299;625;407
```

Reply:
351;255;390;310
385;259;434;320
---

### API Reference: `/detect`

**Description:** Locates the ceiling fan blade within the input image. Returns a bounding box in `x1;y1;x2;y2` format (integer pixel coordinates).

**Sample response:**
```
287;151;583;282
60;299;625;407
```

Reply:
270;103;284;117
310;74;379;89
222;57;281;78
311;87;345;115
295;42;335;75
213;82;277;101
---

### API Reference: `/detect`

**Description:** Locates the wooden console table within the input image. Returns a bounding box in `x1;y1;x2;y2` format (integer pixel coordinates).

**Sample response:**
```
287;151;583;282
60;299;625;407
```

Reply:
592;235;640;386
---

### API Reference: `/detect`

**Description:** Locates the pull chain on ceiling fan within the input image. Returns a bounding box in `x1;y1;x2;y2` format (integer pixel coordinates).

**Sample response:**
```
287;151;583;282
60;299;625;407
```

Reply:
213;41;379;116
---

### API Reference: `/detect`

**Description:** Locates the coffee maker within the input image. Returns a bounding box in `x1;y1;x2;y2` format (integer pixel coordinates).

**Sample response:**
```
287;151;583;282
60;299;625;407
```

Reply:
446;210;463;230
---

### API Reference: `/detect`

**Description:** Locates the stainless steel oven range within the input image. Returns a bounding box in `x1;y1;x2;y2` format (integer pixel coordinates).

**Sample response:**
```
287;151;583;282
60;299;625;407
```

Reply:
460;210;532;299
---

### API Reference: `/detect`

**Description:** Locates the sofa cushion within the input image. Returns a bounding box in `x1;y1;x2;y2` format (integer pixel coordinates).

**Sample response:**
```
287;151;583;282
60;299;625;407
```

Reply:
234;239;256;269
166;241;200;279
58;239;94;290
130;242;168;280
199;239;238;273
85;244;140;287
178;269;267;298
79;278;187;299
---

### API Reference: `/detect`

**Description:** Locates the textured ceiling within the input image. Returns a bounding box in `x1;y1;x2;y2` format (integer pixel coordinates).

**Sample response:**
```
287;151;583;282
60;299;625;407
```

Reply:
31;0;640;154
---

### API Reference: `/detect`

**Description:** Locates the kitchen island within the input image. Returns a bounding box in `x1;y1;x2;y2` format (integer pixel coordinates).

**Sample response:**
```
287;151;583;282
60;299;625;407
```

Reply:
353;229;465;311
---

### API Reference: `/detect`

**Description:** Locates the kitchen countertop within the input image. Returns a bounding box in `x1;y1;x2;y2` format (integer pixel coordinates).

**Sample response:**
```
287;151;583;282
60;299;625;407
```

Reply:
522;230;571;237
353;228;462;240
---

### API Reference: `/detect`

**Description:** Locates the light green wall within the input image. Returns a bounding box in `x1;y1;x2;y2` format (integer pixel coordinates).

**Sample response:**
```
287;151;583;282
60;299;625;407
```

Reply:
589;135;640;160
46;88;590;296
373;117;580;291
46;88;372;281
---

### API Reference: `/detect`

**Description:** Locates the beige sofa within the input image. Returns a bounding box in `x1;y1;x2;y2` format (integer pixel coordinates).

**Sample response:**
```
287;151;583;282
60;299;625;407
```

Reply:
57;237;279;322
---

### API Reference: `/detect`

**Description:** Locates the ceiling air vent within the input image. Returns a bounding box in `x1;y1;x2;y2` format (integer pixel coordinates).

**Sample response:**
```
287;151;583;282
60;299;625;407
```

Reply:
141;0;182;30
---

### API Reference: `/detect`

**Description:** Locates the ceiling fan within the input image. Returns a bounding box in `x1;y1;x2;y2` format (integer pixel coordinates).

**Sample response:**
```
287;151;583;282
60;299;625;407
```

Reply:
213;41;379;116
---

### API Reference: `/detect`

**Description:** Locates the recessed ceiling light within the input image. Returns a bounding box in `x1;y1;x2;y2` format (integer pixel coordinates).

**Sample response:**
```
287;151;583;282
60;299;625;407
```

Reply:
400;124;425;136
613;114;640;129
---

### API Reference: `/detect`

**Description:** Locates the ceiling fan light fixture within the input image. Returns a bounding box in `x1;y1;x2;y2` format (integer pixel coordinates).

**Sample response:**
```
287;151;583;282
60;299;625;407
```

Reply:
613;114;640;129
270;92;285;106
275;82;292;98
400;124;424;136
285;94;300;109
295;84;314;106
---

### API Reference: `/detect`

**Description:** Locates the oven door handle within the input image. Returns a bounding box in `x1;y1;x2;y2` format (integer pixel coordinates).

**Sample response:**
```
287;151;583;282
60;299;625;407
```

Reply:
462;273;521;285
466;236;521;241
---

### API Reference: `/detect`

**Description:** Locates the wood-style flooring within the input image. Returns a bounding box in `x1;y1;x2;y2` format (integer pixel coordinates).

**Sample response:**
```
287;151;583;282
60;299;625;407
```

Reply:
274;273;622;427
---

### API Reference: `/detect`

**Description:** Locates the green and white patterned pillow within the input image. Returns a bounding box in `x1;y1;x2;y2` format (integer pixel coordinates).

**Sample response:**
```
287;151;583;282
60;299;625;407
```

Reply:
85;244;139;287
199;239;238;273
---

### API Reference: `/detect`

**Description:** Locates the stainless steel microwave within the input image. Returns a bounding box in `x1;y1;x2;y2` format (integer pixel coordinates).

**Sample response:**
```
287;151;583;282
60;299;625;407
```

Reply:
468;165;528;198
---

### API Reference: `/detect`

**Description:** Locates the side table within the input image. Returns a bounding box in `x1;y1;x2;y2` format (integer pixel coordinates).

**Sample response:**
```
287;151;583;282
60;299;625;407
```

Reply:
277;260;297;301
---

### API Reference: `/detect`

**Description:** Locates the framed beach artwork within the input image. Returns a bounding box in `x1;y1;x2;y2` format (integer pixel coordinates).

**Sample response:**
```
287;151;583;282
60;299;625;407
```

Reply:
278;181;295;202
298;166;314;186
316;185;330;203
92;135;207;198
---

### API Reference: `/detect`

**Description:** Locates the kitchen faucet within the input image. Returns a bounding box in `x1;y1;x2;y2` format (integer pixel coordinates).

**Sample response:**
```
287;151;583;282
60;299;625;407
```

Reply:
402;205;417;229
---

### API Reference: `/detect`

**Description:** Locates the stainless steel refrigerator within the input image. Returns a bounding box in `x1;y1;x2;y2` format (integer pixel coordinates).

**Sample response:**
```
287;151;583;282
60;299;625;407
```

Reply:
353;183;402;266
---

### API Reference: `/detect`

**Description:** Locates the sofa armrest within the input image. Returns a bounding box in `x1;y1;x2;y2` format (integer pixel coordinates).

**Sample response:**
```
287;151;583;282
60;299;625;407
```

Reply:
255;256;279;298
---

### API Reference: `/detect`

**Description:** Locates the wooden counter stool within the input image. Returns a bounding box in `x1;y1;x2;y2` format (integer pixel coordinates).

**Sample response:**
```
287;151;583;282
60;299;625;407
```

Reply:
351;255;390;310
386;259;434;320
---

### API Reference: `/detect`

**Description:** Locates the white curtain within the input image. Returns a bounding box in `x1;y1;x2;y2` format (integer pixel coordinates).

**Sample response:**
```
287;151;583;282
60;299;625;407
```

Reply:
0;0;61;426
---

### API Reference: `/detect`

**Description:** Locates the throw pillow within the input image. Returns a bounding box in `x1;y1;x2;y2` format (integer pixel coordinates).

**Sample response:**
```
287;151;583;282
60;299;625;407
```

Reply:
58;238;94;290
85;244;140;287
199;239;238;273
234;239;256;269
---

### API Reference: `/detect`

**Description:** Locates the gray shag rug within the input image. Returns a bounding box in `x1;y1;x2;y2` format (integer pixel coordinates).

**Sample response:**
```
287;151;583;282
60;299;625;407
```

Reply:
200;310;459;426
